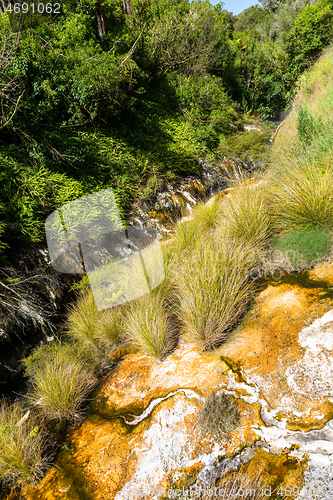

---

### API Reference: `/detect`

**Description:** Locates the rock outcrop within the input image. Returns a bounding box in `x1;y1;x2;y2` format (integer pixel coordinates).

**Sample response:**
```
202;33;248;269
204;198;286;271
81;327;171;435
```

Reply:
9;261;333;500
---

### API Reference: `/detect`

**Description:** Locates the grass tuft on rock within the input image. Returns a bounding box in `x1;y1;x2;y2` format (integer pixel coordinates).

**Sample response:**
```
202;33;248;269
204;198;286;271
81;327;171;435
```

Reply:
65;289;125;373
124;292;178;359
24;343;97;423
217;183;272;247
0;399;49;489
190;199;221;231
197;392;240;441
174;237;258;351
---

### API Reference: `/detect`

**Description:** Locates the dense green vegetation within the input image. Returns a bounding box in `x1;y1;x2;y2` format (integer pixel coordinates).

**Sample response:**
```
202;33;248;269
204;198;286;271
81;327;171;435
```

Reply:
1;0;333;260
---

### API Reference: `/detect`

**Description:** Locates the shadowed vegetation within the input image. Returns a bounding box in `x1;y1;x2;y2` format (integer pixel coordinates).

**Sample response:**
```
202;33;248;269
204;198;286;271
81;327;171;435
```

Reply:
23;343;97;423
0;399;49;489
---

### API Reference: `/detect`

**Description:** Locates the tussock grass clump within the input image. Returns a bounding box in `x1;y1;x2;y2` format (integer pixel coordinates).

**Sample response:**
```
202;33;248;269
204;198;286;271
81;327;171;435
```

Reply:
174;237;258;350
65;289;124;373
217;184;272;247
190;199;221;231
171;200;220;257
124;292;177;359
172;217;203;256
198;392;240;441
0;400;48;489
268;163;333;233
198;465;269;500
24;343;96;423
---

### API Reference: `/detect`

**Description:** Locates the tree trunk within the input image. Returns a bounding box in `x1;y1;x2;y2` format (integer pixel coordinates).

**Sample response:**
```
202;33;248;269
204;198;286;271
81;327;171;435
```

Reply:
96;3;106;49
125;0;132;15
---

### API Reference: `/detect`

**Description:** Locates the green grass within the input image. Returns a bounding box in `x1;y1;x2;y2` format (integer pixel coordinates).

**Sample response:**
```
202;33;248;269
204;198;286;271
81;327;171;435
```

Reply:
24;343;97;423
173;236;258;351
0;400;48;489
171;218;203;256
124;292;177;359
197;392;240;441
218;127;271;163
270;228;332;269
268;163;333;233
217;183;272;247
163;198;222;285
297;103;323;147
190;199;221;231
270;45;333;168
65;289;125;373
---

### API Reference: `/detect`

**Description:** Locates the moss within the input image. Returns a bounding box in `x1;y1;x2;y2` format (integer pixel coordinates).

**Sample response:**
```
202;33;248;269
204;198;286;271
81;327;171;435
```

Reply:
270;229;332;268
54;451;96;500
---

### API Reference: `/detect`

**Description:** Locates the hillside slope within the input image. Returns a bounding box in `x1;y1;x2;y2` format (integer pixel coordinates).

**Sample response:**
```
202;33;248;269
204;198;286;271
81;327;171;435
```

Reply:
4;42;333;500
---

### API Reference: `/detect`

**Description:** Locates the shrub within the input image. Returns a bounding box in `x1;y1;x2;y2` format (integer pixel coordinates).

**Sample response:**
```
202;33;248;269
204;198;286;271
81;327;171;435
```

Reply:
0;399;48;489
124;292;177;359
270;228;332;269
24;343;96;423
268;163;333;233
173;237;258;350
172;73;238;149
217;183;272;247
286;0;333;76
197;392;240;441
65;289;125;373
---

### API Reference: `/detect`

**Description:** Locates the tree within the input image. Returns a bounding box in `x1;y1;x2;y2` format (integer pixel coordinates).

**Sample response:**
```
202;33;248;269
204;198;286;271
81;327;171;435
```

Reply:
129;0;231;76
258;0;284;10
286;0;333;75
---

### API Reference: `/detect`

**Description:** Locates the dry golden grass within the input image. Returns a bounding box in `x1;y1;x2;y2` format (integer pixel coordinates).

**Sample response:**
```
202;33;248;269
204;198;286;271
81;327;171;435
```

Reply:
124;291;178;359
217;183;272;247
65;289;125;372
173;236;258;350
25;343;96;422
